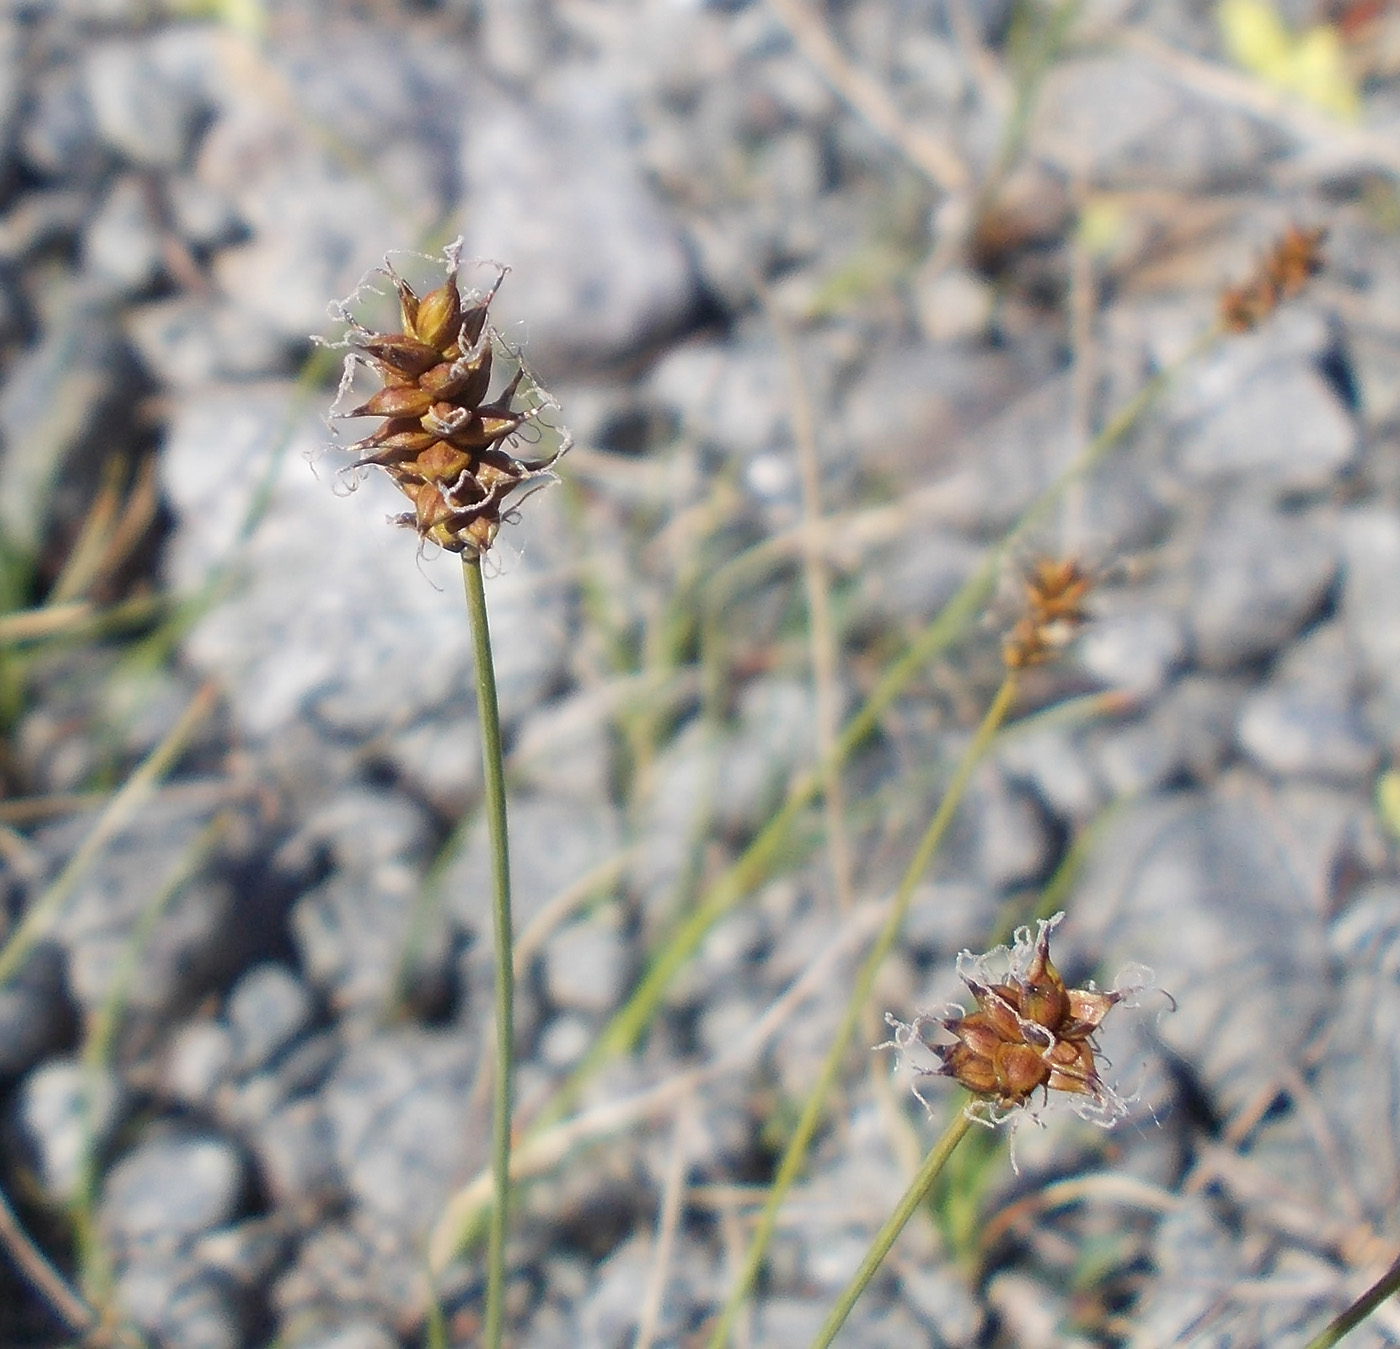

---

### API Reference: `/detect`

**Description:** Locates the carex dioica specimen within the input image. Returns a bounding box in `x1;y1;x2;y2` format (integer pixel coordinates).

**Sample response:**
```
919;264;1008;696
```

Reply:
324;240;568;1349
1001;556;1095;672
1219;224;1327;334
884;913;1150;1132
328;238;569;558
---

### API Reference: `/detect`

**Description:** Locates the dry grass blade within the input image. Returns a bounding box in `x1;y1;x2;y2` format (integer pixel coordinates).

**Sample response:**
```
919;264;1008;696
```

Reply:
765;0;971;193
0;679;219;990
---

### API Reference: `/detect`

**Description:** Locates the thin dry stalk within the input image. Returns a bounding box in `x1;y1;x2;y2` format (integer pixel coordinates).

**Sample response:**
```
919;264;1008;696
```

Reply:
765;0;971;193
632;1093;695;1349
763;292;853;912
0;1180;95;1337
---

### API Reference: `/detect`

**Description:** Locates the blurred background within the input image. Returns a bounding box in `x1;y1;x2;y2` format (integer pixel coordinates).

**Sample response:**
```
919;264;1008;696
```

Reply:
2;0;1400;1345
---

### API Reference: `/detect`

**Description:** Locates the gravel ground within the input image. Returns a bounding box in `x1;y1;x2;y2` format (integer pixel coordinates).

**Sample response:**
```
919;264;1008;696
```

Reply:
2;1;1400;1346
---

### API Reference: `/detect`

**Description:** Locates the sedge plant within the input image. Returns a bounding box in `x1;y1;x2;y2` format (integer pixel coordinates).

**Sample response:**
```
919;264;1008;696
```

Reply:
323;240;569;1349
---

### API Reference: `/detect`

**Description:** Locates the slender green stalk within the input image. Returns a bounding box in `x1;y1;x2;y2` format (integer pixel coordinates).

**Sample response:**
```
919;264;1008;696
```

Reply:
463;558;514;1349
705;675;1019;1348
1304;1255;1400;1349
809;1108;976;1349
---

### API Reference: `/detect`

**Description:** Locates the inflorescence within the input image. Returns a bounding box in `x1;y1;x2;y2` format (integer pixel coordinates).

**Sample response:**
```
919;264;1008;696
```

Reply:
323;240;569;559
883;914;1152;1134
1219;224;1326;334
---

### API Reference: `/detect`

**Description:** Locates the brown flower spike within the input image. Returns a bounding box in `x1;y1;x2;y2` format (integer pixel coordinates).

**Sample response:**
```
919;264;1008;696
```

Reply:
1219;224;1326;334
326;240;568;558
884;915;1149;1132
1002;557;1095;671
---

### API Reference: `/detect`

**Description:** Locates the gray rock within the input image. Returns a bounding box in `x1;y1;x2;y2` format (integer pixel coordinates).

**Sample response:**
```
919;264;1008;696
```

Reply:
100;1131;246;1252
1314;885;1400;1215
13;1057;125;1204
1077;604;1186;698
162;1021;235;1110
0;188;89;263
986;1272;1085;1349
902;1263;983;1342
1033;54;1283;190
1238;683;1378;784
246;1099;343;1212
321;1030;481;1237
0;20;23;179
512;687;617;803
42;797;235;1019
1069;787;1331;1116
226;963;315;1074
839;342;1030;480
576;1234;649;1345
460;73;696;371
1237;623;1378;784
450;792;622;943
287;790;442;1020
543;915;630;1014
20;65;101;180
715;679;819;835
0;286;127;555
193;1217;291;1290
1341;506;1400;754
963;761;1054;890
165;174;243;252
648;330;792;461
84;36;210;169
114;1257;241;1349
861;529;982;625
200;106;405;343
1174;361;1358;494
536;1013;593;1069
83;173;164;293
998;723;1106;822
126;296;291;388
272;1213;426;1329
892;374;1078;533
281;1322;398;1349
0;941;72;1077
1190;496;1337;670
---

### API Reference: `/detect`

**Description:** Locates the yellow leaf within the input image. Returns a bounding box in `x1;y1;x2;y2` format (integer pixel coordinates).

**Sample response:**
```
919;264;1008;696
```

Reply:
1218;0;1361;122
1220;0;1293;77
1377;769;1400;840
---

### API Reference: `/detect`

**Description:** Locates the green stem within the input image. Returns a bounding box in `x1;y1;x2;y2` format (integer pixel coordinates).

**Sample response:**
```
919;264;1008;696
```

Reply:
463;558;514;1349
809;1108;976;1349
705;675;1019;1348
1303;1254;1400;1349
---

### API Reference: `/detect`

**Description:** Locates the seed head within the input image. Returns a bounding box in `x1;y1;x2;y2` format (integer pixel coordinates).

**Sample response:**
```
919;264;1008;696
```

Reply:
883;914;1150;1133
1002;557;1094;670
324;240;569;558
1219;224;1326;334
